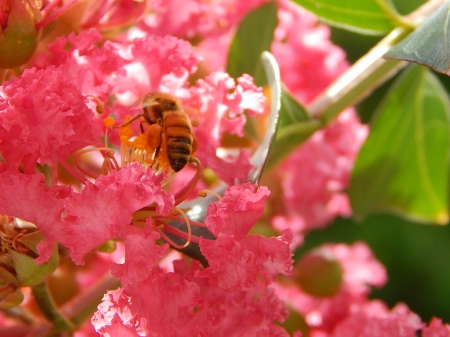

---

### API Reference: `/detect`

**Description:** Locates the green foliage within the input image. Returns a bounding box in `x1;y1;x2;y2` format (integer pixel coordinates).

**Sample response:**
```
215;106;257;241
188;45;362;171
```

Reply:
291;0;397;35
11;244;59;287
266;88;322;169
349;65;450;224
226;1;278;86
385;2;450;75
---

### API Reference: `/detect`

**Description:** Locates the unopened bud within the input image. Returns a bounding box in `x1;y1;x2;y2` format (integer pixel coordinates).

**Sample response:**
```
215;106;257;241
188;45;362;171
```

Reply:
295;248;343;297
0;0;38;68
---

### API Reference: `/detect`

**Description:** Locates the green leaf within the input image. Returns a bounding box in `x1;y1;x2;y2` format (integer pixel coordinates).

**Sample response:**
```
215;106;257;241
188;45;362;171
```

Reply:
291;0;397;35
226;1;278;85
265;88;322;170
384;2;450;75
349;65;450;224
11;243;59;287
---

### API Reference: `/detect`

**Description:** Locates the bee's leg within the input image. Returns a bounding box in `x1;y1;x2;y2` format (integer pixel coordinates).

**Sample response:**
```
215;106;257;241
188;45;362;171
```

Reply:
146;123;162;156
114;114;144;128
154;118;164;158
139;120;146;134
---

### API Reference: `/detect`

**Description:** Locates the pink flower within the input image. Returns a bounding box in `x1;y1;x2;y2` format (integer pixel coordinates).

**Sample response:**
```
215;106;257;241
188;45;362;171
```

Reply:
199;231;293;290
273;0;349;104
93;183;294;336
111;35;200;102
330;301;423;337
0;164;69;262
110;228;169;286
139;0;270;39
275;242;386;333
186;72;265;184
0;67;98;173
272;109;368;243
34;29;124;99
205;182;270;239
422;318;450;337
93;271;211;336
81;0;148;30
49;163;174;265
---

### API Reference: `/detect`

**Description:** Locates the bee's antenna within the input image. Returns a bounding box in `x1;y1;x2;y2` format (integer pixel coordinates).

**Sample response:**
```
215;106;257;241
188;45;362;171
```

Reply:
113;114;144;129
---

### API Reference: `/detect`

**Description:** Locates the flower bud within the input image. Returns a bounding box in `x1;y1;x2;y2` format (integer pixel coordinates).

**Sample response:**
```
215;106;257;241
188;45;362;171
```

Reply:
0;285;23;309
0;0;38;68
282;306;309;336
295;248;343;297
12;232;59;286
0;265;22;309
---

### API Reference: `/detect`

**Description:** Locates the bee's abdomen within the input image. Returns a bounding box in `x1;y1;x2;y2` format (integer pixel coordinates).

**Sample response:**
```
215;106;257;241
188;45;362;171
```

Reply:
164;111;193;172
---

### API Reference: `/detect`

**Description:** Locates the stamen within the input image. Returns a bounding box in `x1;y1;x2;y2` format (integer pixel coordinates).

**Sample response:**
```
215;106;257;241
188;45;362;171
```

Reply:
153;215;207;228
197;189;223;202
60;159;88;184
36;0;79;30
106;150;120;171
153;222;191;249
151;208;193;249
74;147;119;180
173;208;191;248
158;223;201;245
103;117;115;128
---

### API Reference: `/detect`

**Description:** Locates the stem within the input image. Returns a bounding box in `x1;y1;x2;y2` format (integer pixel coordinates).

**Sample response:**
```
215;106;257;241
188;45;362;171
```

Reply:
31;282;74;332
375;0;417;29
60;273;120;327
307;0;444;124
308;28;407;123
0;325;52;337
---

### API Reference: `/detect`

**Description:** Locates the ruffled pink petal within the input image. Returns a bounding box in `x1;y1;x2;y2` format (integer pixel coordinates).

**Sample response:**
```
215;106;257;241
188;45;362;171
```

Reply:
0;67;98;172
58;163;174;264
205;183;269;238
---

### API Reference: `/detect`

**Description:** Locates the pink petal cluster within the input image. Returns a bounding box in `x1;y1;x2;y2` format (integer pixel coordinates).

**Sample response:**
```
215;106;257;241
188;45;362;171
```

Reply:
275;242;387;334
185;72;265;184
35;29;124;99
329;301;423;337
272;0;349;104
139;0;270;39
54;163;174;265
0;164;69;247
0;163;173;265
37;29;264;184
160;0;369;238
422;318;450;337
269;0;368;241
92;183;294;336
0;67;98;173
81;0;148;30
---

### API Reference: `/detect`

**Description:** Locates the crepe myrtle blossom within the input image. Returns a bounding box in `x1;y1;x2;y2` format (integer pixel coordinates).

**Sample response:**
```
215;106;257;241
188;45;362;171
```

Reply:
153;0;369;242
327;302;450;337
274;243;387;334
274;242;450;337
268;0;368;243
0;22;294;335
93;184;294;336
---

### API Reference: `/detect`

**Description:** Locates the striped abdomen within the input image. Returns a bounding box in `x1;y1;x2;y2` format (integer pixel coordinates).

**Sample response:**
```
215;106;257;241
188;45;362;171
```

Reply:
164;111;193;172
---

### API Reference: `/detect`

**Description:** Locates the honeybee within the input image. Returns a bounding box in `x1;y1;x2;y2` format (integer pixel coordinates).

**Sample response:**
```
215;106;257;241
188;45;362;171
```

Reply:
119;93;196;172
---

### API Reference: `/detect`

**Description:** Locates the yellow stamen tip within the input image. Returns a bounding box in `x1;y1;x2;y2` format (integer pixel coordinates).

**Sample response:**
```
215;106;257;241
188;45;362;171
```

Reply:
103;117;115;128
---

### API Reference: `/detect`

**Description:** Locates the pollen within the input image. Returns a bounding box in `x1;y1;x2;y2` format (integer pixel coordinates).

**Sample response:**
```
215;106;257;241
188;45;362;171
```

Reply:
103;116;115;128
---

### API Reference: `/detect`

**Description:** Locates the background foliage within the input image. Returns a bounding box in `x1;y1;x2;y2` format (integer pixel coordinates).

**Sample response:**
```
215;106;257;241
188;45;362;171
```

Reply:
299;0;450;323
